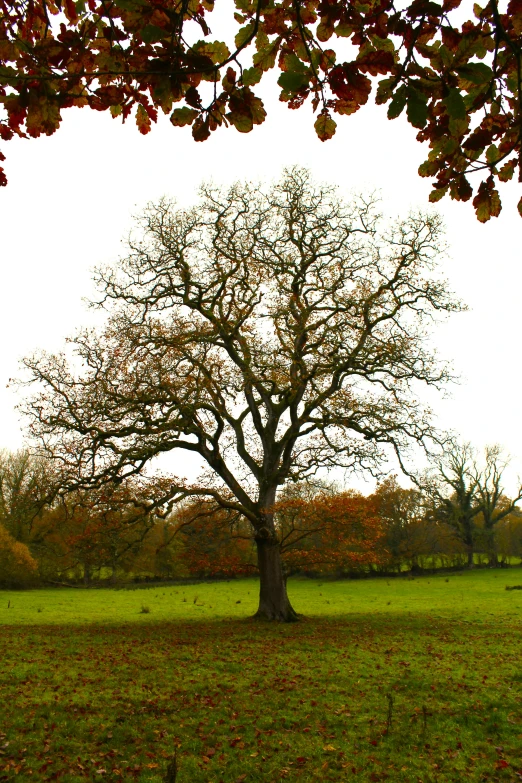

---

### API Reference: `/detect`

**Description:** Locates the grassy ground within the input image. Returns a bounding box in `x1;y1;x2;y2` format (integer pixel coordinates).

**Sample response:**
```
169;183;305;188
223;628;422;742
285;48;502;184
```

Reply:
1;570;521;782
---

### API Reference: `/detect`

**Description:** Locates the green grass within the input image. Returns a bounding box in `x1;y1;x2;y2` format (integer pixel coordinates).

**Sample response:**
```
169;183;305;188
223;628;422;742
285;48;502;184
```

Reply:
1;570;521;782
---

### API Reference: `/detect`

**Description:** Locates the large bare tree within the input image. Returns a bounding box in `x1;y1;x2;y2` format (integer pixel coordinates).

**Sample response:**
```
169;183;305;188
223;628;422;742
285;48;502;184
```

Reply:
22;168;460;621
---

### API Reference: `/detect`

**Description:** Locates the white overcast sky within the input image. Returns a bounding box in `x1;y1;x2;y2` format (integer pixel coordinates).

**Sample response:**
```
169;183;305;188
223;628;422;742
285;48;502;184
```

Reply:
1;47;521;491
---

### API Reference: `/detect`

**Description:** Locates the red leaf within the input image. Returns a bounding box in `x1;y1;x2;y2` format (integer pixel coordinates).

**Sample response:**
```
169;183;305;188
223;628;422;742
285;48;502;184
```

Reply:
135;105;151;135
192;116;210;142
472;177;502;222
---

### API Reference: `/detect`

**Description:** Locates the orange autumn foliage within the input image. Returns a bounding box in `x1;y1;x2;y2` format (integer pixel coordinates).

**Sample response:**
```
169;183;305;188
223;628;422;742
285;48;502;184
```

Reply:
173;501;255;579
0;523;39;586
275;491;385;574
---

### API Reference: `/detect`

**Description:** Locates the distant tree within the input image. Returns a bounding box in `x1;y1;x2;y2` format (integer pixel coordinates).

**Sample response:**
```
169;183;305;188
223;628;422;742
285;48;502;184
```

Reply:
0;523;39;587
427;442;483;567
0;449;50;545
22;168;460;621
372;475;424;571
495;508;522;564
371;475;460;571
2;0;521;220
428;442;522;568
474;445;522;566
44;483;160;583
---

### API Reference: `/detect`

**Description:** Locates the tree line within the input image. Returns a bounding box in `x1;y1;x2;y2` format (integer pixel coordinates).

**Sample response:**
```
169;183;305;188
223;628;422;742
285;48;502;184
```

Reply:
1;441;520;588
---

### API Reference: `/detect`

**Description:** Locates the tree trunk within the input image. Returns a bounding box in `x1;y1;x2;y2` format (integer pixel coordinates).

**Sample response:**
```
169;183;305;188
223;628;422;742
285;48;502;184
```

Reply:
485;529;498;566
253;537;298;622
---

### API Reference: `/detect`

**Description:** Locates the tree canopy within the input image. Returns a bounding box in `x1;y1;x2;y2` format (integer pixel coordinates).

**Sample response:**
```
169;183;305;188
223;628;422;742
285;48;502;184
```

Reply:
22;167;460;619
426;440;522;565
1;0;521;221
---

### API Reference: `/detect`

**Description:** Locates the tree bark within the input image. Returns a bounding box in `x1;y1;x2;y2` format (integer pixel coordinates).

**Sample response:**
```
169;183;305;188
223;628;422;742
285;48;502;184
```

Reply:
253;537;298;622
485;529;498;566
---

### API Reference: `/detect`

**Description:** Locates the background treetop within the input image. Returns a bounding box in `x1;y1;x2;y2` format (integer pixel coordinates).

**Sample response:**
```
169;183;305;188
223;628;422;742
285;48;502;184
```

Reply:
1;0;520;221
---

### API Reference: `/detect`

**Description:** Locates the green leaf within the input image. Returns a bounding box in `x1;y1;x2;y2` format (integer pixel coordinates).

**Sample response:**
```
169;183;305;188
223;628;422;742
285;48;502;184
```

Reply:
335;22;353;37
438;45;453;68
429;186;448;203
228;110;253;133
418;160;440;177
113;0;148;8
193;40;230;65
253;41;278;71
369;34;396;53
235;22;255;49
375;77;394;105
317;19;334;42
170;107;199;127
278;71;310;92
141;25;166;44
485;144;499;164
498;159;516;182
241;67;262;87
387;86;407;119
457;62;492;85
282;53;308;73
444;88;466;120
406;88;428;129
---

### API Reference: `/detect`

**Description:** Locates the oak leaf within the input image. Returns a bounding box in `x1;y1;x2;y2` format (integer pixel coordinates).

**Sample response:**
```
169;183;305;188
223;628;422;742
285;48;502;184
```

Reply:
314;111;336;141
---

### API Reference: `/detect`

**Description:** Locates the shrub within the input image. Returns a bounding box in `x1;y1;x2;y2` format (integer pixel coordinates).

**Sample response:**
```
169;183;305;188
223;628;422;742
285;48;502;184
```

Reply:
0;524;39;587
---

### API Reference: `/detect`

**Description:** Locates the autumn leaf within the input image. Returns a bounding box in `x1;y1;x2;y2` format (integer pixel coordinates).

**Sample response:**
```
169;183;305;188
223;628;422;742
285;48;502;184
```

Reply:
192;116;210;142
472;178;502;222
136;104;151;135
3;0;522;216
314;111;336;141
192;40;230;66
170;107;199;127
429;185;449;203
357;49;395;76
227;88;266;132
498;160;516;182
253;40;279;71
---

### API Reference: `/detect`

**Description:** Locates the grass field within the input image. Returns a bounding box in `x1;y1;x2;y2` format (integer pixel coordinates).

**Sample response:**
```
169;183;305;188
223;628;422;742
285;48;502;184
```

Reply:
1;570;521;782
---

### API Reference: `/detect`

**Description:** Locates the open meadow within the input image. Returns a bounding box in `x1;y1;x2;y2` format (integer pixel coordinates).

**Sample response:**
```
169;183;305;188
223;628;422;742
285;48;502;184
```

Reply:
1;570;521;782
